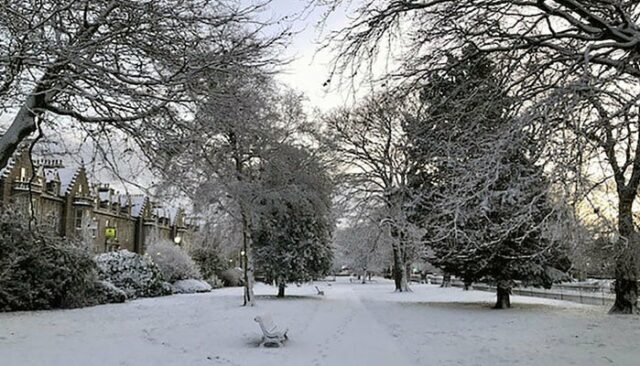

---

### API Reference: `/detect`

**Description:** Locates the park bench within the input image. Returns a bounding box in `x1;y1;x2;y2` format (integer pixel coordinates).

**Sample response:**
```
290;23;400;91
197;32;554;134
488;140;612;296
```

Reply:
254;315;288;347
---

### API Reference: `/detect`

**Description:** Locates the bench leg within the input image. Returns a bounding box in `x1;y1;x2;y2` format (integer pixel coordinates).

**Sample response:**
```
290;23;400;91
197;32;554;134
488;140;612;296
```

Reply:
260;338;284;348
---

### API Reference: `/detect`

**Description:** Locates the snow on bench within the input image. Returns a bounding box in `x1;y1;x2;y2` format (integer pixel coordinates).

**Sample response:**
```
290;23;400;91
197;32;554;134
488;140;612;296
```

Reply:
254;315;288;347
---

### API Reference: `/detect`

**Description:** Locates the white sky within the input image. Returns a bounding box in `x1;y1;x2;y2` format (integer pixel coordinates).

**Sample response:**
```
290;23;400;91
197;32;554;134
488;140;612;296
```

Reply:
260;1;361;112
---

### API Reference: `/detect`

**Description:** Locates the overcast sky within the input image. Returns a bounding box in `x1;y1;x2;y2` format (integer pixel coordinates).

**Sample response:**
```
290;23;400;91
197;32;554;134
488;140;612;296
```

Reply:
259;1;355;112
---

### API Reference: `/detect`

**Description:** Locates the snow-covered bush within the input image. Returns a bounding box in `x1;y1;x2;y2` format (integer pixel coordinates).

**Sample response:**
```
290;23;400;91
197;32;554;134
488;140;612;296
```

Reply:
220;268;244;287
89;280;126;304
171;279;213;294
95;250;169;299
206;274;224;289
0;211;99;311
146;241;201;282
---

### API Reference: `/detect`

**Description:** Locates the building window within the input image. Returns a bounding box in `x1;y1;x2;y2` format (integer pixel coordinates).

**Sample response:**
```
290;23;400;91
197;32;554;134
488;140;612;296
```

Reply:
90;217;98;239
75;209;84;230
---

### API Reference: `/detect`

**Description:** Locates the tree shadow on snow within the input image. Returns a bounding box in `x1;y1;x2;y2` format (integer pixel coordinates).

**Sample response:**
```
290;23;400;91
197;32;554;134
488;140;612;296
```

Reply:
256;295;322;301
403;301;569;312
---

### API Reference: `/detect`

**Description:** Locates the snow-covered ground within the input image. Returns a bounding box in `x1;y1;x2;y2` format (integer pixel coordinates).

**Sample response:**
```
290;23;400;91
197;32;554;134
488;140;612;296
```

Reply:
1;278;639;366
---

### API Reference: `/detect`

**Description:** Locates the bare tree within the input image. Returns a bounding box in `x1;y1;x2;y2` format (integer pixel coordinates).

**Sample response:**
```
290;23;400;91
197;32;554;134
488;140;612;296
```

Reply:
334;217;392;283
0;0;285;170
324;93;418;291
319;1;640;87
536;72;640;313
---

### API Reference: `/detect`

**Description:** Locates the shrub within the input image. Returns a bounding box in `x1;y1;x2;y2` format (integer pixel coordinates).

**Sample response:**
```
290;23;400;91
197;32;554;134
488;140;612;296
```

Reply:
206;274;224;289
89;280;127;304
188;239;224;280
146;241;201;282
0;210;100;311
171;279;212;294
220;268;244;287
95;250;169;299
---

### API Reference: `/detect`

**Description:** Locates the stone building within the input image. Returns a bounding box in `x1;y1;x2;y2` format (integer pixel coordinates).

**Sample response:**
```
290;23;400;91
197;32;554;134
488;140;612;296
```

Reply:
139;202;174;247
0;147;46;219
42;162;93;239
0;146;198;255
91;184;137;253
131;194;149;254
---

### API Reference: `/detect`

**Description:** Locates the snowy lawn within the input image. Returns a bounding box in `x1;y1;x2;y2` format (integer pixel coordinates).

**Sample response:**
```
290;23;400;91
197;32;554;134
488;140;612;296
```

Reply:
1;278;639;366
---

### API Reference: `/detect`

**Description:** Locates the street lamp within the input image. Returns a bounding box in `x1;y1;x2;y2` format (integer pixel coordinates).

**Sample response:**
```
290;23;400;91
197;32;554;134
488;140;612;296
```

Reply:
174;236;182;245
240;249;247;284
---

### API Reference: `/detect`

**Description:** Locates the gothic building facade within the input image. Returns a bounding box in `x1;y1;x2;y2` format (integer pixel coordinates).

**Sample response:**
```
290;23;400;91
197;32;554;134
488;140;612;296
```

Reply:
0;147;197;255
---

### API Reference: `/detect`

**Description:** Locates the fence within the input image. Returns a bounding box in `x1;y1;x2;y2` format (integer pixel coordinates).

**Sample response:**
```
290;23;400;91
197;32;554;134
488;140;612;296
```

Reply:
426;276;615;306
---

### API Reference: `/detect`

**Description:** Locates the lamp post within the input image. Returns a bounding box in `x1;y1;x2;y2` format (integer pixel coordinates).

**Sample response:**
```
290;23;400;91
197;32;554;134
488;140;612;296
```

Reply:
174;235;182;245
240;249;246;270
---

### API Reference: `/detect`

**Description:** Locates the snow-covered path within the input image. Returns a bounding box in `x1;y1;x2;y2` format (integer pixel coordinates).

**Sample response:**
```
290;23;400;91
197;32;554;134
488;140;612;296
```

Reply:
286;285;414;366
1;278;639;366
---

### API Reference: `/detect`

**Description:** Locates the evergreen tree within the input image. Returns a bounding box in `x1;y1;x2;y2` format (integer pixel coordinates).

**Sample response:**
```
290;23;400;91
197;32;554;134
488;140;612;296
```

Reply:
252;145;334;297
407;48;570;308
430;144;571;308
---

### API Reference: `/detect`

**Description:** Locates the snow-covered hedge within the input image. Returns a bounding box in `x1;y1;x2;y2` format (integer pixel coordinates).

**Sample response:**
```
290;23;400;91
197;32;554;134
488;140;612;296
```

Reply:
95;250;170;299
171;279;212;294
0;211;101;311
146;241;201;283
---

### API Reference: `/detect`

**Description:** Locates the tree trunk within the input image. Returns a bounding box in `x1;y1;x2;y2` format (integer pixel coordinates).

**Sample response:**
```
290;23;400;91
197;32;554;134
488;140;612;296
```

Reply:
463;280;472;291
391;245;404;291
390;233;411;292
402;262;412;292
441;273;451;288
0;94;41;170
232;135;256;308
277;279;285;298
0;75;62;171
495;281;511;309
241;213;255;307
610;195;639;314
